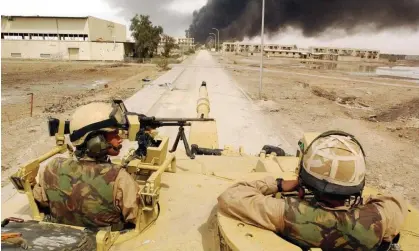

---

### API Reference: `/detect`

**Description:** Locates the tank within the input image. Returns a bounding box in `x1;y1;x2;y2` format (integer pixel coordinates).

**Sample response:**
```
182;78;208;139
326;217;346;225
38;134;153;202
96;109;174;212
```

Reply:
3;82;419;251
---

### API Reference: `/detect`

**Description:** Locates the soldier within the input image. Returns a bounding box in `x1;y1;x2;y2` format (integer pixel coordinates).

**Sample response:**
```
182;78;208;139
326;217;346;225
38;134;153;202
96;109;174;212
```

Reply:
32;102;139;231
218;131;408;250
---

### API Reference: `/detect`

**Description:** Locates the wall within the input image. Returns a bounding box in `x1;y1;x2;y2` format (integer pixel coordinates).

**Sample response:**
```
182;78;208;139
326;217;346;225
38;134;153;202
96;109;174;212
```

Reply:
87;16;126;42
338;56;380;62
89;42;124;60
1;16;88;34
1;40;124;60
338;56;362;62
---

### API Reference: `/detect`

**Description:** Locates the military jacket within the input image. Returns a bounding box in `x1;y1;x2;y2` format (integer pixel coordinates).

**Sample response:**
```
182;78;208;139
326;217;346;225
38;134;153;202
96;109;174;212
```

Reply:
41;157;122;228
282;197;383;250
217;176;408;250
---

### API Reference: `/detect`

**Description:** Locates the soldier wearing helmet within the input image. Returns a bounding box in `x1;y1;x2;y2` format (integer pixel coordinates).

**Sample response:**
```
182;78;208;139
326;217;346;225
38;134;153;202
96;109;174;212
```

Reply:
32;102;140;231
218;131;408;250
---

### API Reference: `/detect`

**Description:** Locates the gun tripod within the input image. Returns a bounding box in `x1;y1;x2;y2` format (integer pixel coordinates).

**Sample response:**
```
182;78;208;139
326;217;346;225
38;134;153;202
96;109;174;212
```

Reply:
169;125;195;159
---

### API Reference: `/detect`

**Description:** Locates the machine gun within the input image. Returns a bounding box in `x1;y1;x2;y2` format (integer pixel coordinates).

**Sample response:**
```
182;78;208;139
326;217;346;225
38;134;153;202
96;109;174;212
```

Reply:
131;115;215;159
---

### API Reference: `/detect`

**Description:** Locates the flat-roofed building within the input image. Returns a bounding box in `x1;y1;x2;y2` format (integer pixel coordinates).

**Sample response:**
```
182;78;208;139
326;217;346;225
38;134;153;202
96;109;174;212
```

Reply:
222;42;297;54
1;15;128;61
309;46;380;61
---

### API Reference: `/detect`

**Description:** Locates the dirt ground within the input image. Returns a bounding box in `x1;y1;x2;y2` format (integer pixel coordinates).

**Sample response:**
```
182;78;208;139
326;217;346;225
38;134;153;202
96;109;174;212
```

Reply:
1;60;164;183
219;54;419;207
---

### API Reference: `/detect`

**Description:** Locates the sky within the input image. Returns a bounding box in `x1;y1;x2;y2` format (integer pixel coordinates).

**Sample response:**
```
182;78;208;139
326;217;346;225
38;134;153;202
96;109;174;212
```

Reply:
2;0;419;54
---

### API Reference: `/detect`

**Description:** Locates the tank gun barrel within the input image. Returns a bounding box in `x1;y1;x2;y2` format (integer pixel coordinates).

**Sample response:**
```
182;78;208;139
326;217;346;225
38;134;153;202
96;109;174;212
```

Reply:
197;81;210;118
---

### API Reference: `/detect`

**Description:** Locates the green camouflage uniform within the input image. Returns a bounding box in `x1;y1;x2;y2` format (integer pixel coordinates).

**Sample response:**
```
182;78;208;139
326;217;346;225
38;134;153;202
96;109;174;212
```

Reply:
218;176;407;250
42;157;123;229
282;197;382;250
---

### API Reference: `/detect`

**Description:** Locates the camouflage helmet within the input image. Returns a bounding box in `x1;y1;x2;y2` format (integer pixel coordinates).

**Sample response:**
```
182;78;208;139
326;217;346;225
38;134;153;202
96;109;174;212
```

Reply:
299;131;366;196
69;102;120;146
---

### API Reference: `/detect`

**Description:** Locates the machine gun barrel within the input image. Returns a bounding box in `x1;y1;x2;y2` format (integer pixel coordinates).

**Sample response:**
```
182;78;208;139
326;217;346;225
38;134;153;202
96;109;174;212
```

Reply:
153;118;214;122
137;116;214;129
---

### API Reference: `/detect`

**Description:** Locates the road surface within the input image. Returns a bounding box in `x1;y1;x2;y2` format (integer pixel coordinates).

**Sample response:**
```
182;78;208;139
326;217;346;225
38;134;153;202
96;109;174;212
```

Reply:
123;50;294;154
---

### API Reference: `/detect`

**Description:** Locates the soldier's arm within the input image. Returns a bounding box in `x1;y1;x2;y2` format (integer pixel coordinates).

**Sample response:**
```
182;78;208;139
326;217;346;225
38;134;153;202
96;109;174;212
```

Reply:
367;194;409;242
217;176;286;232
32;166;49;207
113;169;140;224
32;184;49;207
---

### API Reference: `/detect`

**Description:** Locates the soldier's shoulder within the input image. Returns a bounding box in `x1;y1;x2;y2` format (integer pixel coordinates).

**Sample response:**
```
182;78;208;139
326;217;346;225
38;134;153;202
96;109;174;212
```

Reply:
46;157;73;168
92;161;122;171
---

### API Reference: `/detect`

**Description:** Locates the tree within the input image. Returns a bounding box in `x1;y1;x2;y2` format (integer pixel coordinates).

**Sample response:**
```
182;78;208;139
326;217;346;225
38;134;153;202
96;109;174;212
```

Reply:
130;14;163;58
162;35;176;58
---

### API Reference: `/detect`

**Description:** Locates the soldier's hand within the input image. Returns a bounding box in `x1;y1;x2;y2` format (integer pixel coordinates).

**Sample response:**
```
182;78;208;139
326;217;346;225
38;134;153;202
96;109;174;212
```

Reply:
281;179;300;192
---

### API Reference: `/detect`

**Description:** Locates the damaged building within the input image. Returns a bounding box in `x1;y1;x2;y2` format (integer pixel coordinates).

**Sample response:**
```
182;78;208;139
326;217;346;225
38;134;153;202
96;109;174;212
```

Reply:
222;42;380;62
222;42;297;55
309;46;380;61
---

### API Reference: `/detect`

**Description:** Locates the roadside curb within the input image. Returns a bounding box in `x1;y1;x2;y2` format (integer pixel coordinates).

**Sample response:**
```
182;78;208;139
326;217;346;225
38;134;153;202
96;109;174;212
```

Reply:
222;65;254;103
124;65;186;114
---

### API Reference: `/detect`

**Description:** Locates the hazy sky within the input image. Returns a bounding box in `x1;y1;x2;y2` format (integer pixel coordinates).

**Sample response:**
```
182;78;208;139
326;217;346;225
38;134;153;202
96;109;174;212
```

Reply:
2;0;419;54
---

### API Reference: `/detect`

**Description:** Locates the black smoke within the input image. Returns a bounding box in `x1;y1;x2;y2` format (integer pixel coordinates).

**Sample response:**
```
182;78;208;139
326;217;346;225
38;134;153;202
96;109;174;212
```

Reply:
189;0;419;43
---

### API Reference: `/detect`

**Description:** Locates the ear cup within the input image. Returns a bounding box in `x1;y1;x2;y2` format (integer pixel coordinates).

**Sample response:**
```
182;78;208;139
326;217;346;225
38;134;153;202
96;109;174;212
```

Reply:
86;134;110;158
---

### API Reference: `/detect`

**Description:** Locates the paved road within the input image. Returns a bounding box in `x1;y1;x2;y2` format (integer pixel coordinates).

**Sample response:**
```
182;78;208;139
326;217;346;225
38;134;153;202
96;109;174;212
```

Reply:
123;50;293;155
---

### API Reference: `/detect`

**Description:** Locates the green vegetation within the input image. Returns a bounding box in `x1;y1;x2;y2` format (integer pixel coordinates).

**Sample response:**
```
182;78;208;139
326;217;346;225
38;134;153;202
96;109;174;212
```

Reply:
130;14;163;58
161;35;177;58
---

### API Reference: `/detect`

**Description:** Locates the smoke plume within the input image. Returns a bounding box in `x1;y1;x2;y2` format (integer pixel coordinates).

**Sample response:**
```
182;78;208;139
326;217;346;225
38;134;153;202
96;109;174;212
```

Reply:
189;0;419;43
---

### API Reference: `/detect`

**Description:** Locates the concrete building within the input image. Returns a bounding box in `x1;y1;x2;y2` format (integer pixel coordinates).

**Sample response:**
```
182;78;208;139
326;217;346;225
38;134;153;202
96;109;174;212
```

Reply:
308;46;380;61
1;15;128;61
222;42;380;62
222;42;297;55
176;37;194;47
157;36;195;56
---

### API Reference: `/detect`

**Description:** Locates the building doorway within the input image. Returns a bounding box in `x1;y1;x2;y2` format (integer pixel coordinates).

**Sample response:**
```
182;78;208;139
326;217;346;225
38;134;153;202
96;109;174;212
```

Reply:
68;48;79;60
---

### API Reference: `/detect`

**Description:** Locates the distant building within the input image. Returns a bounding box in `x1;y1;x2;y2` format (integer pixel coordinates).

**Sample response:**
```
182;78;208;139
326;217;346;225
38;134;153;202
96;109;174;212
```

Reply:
309;46;380;61
158;36;195;56
1;15;130;61
221;42;380;62
222;42;297;54
406;55;419;61
176;37;194;47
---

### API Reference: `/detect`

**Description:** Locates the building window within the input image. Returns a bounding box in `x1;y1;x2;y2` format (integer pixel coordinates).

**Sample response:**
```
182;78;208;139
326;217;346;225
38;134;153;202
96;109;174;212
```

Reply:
2;32;88;41
40;53;51;58
11;53;22;57
45;34;58;40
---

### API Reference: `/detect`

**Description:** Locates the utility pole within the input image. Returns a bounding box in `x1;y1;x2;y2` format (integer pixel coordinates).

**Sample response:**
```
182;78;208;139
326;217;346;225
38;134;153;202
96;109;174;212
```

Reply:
209;33;216;51
259;0;265;100
212;28;219;52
